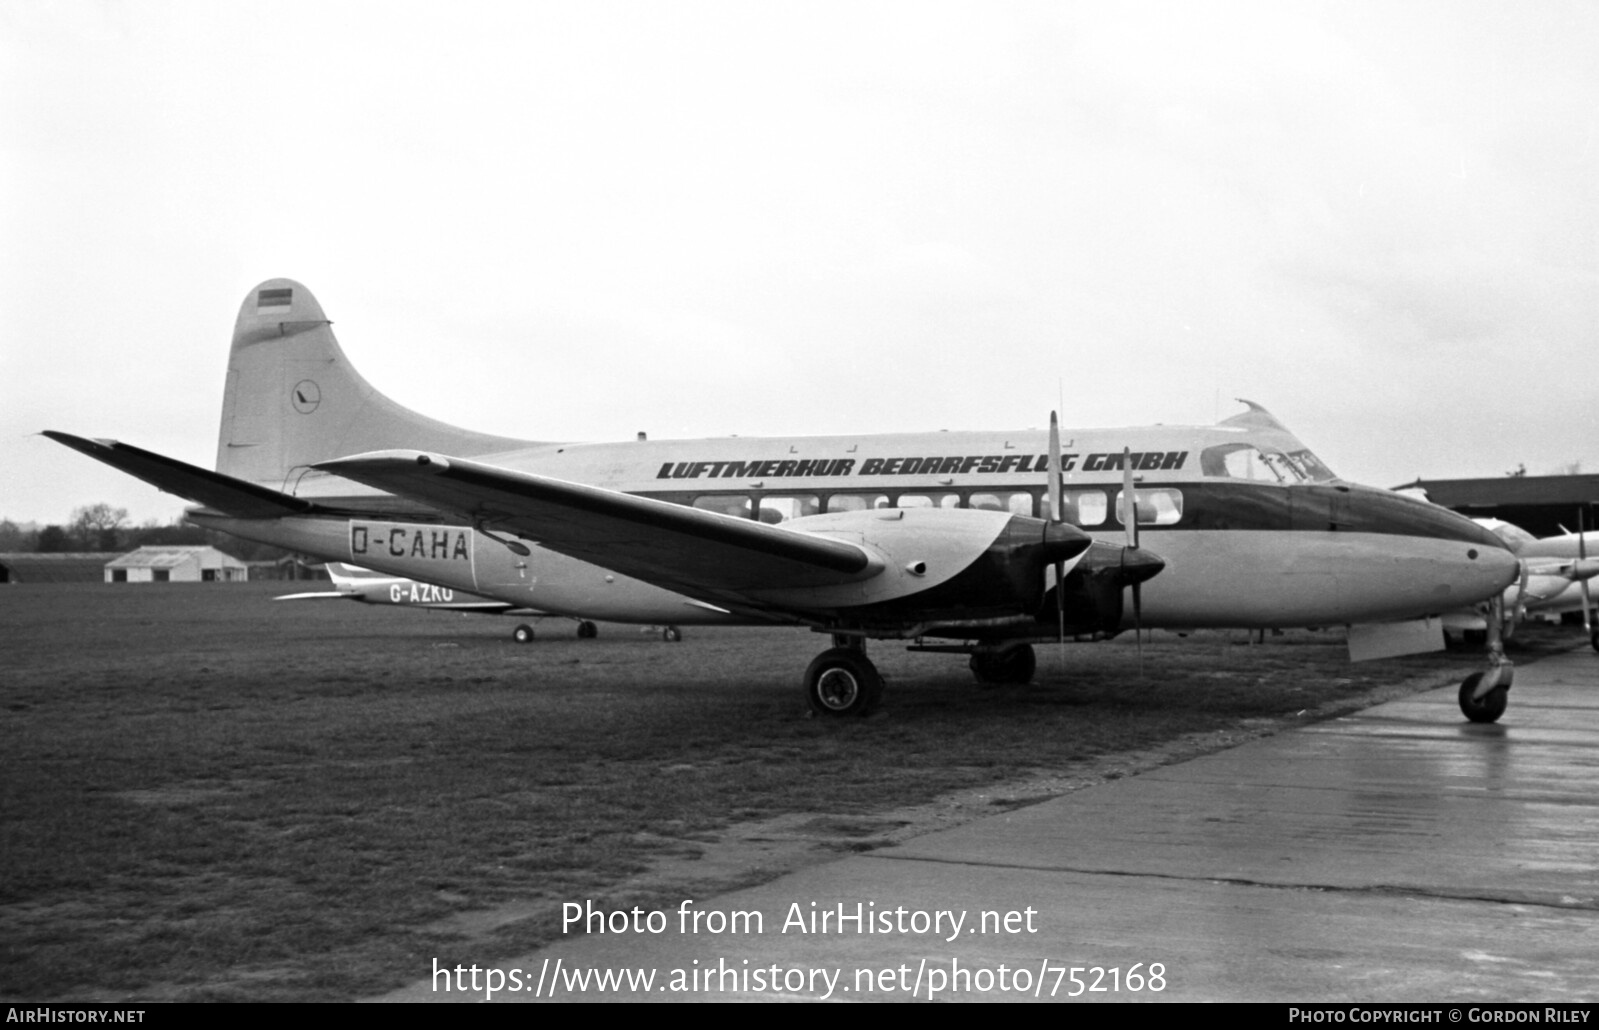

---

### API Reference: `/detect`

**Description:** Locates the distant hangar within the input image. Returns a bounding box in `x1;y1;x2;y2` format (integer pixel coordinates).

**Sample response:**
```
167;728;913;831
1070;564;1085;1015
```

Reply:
0;553;122;584
1396;474;1599;538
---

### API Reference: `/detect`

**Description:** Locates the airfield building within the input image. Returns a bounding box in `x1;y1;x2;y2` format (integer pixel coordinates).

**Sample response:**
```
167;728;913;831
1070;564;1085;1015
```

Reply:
0;553;124;584
104;546;248;583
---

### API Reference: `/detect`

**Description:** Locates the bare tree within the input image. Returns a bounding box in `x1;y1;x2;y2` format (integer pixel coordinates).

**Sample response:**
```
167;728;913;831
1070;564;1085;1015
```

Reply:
69;503;130;551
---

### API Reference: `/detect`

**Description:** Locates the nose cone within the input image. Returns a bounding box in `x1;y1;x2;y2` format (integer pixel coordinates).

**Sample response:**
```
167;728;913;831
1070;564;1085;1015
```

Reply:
1040;519;1094;564
1338;485;1522;616
1121;546;1166;586
1477;545;1525;595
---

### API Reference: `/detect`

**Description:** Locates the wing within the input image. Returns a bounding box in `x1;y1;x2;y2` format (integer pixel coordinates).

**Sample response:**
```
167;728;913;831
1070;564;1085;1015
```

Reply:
43;431;319;518
315;450;885;604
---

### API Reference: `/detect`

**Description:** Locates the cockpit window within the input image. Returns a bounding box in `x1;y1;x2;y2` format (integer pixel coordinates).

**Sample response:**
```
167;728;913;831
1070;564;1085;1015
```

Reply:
1282;449;1336;482
1200;443;1336;483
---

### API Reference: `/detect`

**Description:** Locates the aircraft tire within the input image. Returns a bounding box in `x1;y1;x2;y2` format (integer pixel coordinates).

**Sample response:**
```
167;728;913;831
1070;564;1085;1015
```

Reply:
577;621;598;639
1458;672;1508;724
804;648;883;717
662;626;682;643
1591;631;1598;654
969;645;1036;686
512;624;535;644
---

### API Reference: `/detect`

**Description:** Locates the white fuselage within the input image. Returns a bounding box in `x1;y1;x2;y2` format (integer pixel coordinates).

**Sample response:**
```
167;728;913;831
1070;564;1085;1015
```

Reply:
195;420;1518;633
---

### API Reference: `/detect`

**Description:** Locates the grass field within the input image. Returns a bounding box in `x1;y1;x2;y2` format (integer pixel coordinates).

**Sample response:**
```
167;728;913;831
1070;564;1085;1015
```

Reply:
0;581;1556;1001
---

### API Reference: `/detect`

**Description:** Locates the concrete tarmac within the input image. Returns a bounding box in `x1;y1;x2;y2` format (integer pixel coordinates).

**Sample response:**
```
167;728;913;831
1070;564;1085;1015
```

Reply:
385;646;1599;1003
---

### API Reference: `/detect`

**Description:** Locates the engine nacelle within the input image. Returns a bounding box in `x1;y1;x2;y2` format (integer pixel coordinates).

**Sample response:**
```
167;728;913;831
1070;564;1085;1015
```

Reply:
742;508;1091;623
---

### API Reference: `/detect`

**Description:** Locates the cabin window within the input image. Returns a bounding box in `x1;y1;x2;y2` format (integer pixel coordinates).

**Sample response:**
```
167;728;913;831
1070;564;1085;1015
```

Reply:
693;494;752;518
970;491;1034;516
894;493;960;510
1117;488;1183;526
1043;490;1107;526
755;494;821;523
826;493;890;513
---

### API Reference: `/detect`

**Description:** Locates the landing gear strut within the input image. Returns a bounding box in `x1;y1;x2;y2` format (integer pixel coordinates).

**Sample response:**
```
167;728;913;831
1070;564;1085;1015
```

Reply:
803;644;882;717
969;644;1037;685
1458;595;1513;723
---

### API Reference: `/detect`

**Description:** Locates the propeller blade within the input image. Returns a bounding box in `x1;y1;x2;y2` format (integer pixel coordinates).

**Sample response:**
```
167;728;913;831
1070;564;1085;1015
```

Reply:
1505;561;1530;641
1049;412;1066;661
1122;447;1144;672
1122;446;1138;551
1580;507;1594;641
1048;413;1064;523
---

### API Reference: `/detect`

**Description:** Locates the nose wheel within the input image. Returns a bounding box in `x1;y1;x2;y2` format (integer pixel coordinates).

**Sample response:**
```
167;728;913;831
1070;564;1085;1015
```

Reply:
1458;671;1509;723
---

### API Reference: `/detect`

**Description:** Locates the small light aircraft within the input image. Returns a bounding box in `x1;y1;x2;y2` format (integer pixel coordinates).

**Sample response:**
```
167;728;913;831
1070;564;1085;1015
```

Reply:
47;280;1522;721
273;562;678;642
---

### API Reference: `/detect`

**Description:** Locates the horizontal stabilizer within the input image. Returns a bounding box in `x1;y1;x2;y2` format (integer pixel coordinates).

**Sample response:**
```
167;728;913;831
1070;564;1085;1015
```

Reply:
315;450;883;598
43;431;320;519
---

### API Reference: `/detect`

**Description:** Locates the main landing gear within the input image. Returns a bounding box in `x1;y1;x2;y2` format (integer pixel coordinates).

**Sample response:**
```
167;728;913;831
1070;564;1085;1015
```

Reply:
969;644;1037;686
576;620;598;639
803;639;883;717
512;624;535;644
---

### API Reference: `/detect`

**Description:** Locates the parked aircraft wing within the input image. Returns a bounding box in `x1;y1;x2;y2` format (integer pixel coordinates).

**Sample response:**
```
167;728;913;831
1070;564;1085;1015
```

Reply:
41;431;320;519
316;450;886;600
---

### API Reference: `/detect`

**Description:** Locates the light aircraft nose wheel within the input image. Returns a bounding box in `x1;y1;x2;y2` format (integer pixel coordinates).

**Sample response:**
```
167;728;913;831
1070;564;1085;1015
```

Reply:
662;626;682;643
803;647;883;717
576;620;598;639
1457;672;1508;724
512;624;535;644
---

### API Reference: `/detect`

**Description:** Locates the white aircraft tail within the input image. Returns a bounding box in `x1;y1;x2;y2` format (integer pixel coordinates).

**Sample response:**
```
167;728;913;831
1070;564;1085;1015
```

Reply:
216;279;535;488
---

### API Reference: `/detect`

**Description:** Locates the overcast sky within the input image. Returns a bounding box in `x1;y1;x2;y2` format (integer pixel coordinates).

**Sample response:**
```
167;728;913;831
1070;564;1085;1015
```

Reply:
4;0;1596;527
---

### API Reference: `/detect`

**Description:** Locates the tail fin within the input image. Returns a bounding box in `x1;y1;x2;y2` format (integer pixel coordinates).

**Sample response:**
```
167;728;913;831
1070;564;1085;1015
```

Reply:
216;279;536;489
